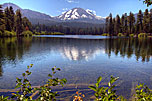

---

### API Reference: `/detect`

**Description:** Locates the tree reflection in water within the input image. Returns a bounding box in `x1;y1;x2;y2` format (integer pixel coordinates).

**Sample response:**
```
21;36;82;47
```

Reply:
105;38;152;62
0;37;32;76
0;37;152;77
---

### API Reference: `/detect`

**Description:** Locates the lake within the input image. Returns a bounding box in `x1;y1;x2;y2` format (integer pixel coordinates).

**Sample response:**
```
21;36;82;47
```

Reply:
0;35;152;100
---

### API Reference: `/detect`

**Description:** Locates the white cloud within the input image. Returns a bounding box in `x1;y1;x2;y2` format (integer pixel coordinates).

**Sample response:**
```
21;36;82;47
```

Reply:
62;8;69;14
57;8;69;15
62;8;68;11
65;0;79;3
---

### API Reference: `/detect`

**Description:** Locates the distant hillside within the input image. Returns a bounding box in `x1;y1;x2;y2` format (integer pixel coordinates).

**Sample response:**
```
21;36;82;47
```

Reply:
2;3;56;22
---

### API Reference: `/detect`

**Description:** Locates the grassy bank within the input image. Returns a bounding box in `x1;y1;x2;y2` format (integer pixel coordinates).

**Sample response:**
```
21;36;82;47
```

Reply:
101;33;152;38
0;30;34;37
34;31;64;35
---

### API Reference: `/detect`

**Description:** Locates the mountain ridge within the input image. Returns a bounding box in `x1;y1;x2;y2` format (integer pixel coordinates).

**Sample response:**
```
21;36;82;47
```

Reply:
1;3;105;28
2;3;55;21
56;7;105;24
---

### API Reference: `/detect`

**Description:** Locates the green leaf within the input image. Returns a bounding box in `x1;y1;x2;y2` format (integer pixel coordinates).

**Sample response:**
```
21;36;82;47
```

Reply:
16;77;22;82
56;68;61;71
25;71;30;75
108;89;111;94
109;76;119;86
27;66;30;69
62;78;67;84
28;72;32;75
30;64;33;67
108;82;111;87
23;79;29;83
52;68;55;71
98;87;104;94
97;76;102;83
89;86;97;91
48;74;52;77
22;73;26;77
95;93;99;97
15;84;21;89
96;83;99;88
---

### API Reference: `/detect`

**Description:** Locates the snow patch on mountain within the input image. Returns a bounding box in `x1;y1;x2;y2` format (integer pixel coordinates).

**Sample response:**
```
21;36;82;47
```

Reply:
81;14;87;18
57;8;105;23
86;9;94;16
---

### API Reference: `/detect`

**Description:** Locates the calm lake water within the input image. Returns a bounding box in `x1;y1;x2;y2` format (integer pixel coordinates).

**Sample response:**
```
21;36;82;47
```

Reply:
0;35;152;99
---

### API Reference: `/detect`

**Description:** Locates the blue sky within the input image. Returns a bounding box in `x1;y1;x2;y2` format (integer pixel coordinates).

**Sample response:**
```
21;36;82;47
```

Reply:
0;0;150;17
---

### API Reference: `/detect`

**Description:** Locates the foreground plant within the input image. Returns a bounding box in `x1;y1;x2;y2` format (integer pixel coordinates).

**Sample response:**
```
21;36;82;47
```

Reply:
0;95;9;101
11;64;34;100
89;76;126;101
135;83;152;101
10;64;67;101
73;91;85;101
1;64;152;100
36;66;67;100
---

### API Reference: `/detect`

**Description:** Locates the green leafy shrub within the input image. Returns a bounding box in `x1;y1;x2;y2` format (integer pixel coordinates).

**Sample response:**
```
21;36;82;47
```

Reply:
0;31;2;37
138;33;148;38
3;31;16;37
36;66;67;100
118;33;124;37
2;64;67;101
50;32;64;35
102;33;109;36
21;31;33;36
35;32;41;35
135;83;152;100
11;64;34;100
129;34;134;37
89;76;126;101
34;31;64;35
0;95;9;101
40;31;46;35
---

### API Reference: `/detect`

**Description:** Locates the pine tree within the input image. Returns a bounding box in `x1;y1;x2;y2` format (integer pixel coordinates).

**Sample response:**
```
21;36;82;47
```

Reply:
120;14;125;34
115;15;121;35
58;25;63;33
149;9;152;33
0;5;5;33
124;13;128;34
136;10;143;34
15;9;23;36
105;17;109;33
139;10;143;33
4;7;11;31
128;12;135;34
22;17;32;31
112;18;116;35
9;6;15;31
143;9;149;33
109;13;113;36
135;21;140;34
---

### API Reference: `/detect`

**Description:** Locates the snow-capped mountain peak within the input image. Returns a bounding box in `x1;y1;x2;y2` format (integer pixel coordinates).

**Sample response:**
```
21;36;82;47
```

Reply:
2;3;105;24
57;8;105;23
